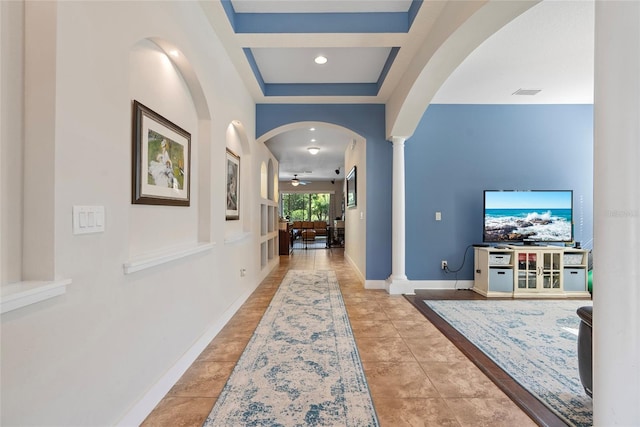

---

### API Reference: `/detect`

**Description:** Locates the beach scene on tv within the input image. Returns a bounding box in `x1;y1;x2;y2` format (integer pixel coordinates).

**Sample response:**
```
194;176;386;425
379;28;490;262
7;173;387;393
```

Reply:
484;191;573;242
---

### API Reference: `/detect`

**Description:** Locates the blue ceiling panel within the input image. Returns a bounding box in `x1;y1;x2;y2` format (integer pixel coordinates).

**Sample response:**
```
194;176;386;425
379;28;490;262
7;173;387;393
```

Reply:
235;12;410;34
264;83;379;97
225;0;423;98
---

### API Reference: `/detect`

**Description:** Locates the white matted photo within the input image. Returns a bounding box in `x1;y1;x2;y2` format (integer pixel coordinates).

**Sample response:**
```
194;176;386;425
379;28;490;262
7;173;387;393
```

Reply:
131;100;191;206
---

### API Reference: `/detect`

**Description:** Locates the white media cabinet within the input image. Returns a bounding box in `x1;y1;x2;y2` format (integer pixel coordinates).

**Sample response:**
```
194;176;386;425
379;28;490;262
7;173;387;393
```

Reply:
473;245;591;298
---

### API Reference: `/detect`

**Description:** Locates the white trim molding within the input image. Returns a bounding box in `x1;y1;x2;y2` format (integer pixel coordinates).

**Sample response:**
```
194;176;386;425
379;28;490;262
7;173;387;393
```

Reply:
116;283;256;427
384;279;474;295
123;242;214;274
365;279;386;290
1;279;71;314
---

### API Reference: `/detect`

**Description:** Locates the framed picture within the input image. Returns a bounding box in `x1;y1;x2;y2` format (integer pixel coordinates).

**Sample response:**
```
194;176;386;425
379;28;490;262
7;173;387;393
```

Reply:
226;148;240;220
346;165;357;208
132;100;191;206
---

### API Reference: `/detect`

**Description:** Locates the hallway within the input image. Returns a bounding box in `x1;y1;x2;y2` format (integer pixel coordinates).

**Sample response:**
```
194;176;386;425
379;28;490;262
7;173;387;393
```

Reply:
142;249;534;426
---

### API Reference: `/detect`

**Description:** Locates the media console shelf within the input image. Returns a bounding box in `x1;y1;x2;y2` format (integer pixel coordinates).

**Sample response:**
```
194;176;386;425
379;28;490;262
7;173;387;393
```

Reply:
473;246;591;298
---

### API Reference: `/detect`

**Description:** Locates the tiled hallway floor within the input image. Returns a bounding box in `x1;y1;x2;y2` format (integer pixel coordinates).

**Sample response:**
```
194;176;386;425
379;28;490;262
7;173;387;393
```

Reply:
142;248;536;427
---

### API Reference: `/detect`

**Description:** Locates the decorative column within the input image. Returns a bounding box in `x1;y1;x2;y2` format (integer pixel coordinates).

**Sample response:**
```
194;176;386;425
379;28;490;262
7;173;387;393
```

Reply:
386;136;408;294
593;1;640;425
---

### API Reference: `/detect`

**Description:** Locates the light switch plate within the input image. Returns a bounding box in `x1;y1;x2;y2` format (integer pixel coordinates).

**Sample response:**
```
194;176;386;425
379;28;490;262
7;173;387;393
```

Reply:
73;206;105;234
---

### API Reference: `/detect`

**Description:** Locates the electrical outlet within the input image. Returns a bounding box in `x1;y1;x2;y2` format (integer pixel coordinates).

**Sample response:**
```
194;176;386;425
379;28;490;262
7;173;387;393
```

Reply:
441;260;448;270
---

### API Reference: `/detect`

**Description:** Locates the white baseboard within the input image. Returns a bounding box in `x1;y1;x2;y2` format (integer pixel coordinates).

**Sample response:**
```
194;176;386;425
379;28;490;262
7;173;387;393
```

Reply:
411;280;474;292
116;286;256;427
364;279;386;289
344;253;366;285
384;279;475;295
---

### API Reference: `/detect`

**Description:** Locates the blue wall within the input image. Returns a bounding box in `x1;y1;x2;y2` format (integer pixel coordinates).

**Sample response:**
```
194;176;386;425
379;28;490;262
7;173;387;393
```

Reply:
406;104;594;281
256;104;393;279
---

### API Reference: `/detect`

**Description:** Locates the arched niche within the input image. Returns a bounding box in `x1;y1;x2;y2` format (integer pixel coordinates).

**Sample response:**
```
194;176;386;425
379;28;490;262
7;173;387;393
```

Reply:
225;120;251;234
267;158;275;201
260;161;268;199
128;38;213;258
272;162;279;203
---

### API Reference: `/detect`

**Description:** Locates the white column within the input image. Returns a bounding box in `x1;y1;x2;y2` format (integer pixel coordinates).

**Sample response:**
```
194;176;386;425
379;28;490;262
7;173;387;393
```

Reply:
593;2;640;425
386;136;408;294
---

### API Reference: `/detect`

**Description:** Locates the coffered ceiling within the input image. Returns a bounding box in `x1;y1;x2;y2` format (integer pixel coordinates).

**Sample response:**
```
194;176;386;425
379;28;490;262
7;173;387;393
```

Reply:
204;0;594;182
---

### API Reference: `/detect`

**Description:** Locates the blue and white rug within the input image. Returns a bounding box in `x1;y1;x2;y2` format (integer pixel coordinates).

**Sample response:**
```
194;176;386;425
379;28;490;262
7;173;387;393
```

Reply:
425;299;593;427
204;270;379;426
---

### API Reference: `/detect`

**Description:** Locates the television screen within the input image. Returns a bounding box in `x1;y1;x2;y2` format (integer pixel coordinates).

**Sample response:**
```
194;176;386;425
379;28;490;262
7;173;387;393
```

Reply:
483;190;573;243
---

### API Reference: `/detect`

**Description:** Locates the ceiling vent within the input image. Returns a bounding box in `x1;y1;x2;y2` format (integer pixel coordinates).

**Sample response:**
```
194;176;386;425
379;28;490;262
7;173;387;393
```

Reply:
513;89;542;96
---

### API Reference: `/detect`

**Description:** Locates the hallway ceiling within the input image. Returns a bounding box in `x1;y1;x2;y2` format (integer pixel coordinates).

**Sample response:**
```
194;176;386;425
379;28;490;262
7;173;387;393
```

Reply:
207;0;594;182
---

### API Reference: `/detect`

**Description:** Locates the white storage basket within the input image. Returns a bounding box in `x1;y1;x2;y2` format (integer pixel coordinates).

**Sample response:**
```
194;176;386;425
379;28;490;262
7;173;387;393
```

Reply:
489;254;511;265
563;253;584;266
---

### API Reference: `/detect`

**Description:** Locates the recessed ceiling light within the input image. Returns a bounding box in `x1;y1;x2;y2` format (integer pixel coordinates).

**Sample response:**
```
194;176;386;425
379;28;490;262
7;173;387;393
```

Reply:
314;55;328;65
311;139;316;142
307;147;320;155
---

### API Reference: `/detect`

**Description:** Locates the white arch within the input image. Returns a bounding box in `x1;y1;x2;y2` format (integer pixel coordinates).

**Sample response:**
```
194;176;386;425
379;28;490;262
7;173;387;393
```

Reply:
137;37;215;242
256;121;364;146
386;1;539;139
147;38;211;122
230;119;251;155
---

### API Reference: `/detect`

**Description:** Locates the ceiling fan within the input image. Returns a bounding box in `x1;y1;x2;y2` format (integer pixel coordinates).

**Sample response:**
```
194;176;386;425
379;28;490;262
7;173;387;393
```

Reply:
291;174;309;186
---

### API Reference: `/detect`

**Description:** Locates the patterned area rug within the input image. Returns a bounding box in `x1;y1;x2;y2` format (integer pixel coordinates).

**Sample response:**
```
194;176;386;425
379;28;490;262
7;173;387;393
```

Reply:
425;299;593;427
204;270;379;426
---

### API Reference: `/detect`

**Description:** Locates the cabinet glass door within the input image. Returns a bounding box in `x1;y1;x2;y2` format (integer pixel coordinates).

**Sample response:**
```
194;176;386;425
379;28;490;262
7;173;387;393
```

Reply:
542;252;561;289
517;252;537;289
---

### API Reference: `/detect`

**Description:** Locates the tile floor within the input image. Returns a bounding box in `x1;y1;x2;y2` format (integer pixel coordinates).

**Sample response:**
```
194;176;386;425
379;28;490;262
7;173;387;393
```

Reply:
142;248;536;427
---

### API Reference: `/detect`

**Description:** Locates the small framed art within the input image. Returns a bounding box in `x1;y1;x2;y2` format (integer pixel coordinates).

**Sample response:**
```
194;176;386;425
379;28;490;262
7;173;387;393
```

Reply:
226;148;240;220
346;165;357;208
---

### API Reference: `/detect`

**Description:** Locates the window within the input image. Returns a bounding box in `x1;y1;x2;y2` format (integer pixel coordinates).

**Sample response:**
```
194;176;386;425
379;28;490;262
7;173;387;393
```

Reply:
280;193;330;221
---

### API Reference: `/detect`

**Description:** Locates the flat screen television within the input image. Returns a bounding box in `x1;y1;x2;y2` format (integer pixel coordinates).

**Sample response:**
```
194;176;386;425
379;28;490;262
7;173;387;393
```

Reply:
483;190;573;244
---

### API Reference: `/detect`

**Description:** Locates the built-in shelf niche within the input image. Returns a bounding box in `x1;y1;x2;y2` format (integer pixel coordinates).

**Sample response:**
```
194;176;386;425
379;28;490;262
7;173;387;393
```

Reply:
268;237;274;260
268;206;275;233
273;206;278;230
259;157;278;272
260;241;267;268
260;204;267;236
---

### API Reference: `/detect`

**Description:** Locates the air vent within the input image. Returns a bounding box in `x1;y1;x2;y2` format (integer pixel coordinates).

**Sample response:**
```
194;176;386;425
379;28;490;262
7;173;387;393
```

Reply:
513;89;542;96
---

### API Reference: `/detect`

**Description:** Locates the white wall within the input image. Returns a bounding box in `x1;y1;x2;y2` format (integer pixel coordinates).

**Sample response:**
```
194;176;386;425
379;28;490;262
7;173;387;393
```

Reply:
0;0;24;284
344;139;367;282
0;1;272;425
593;2;640;424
